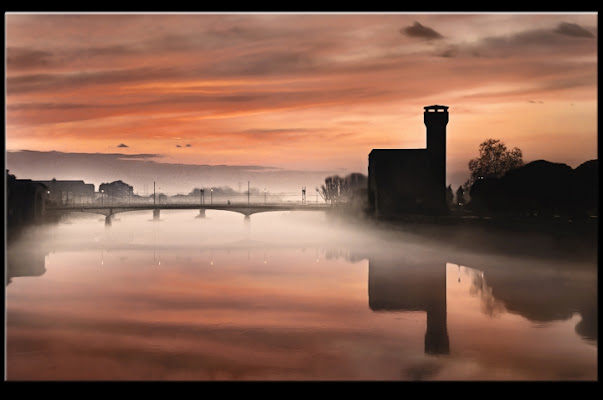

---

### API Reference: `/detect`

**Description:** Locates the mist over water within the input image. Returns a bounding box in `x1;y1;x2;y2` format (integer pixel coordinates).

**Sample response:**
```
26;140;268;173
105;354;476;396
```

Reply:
5;210;597;381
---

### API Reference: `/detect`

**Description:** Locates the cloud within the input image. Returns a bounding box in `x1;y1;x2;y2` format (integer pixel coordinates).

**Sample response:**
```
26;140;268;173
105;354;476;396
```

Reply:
553;22;595;38
6;47;55;69
437;45;459;58
429;25;597;60
5;150;331;194
176;144;181;148
401;22;443;40
6;66;180;95
117;143;128;148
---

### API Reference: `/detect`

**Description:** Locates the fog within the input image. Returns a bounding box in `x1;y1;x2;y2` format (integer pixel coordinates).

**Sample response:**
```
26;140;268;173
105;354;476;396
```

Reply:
5;209;597;380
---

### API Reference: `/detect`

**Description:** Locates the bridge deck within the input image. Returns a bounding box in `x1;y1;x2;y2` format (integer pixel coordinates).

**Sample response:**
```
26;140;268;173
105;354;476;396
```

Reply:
47;203;331;216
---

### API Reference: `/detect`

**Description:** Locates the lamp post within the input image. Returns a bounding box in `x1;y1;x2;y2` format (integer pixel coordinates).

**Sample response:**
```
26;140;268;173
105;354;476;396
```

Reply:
200;188;204;205
210;188;213;205
101;189;104;206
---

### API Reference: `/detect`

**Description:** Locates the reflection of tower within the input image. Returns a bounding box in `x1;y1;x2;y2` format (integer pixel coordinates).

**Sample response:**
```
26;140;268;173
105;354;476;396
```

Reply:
368;254;449;355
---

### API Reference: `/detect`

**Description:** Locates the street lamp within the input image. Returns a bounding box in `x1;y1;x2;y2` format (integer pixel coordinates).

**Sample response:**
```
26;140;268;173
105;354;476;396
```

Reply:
101;189;104;206
210;188;213;205
200;188;204;205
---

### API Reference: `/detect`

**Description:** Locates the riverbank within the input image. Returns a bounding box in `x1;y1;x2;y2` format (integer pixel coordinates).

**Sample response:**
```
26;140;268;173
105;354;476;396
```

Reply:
330;210;598;264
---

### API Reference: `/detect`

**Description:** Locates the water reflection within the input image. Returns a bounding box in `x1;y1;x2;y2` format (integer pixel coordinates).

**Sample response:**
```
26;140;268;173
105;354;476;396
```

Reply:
6;240;48;286
5;210;597;380
367;252;449;356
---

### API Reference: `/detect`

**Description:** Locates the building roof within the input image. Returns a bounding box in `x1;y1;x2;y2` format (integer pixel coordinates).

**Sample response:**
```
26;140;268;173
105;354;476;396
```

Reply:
370;148;427;155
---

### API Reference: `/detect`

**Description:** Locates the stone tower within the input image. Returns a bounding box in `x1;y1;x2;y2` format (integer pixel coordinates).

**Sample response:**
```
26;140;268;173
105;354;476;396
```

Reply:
424;105;449;214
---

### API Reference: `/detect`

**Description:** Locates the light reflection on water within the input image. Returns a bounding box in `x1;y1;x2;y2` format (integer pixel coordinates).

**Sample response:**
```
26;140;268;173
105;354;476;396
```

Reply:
5;210;598;381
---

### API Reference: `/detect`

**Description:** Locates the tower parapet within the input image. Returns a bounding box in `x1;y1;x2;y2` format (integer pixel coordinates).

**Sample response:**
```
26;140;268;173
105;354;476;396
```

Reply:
424;105;449;126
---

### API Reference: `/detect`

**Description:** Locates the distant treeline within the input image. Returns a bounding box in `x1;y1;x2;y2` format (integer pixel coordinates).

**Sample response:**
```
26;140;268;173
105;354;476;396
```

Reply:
468;159;598;218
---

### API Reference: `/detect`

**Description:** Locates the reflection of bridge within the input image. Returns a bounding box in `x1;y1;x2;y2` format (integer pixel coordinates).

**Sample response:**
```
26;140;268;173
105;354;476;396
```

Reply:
46;203;332;225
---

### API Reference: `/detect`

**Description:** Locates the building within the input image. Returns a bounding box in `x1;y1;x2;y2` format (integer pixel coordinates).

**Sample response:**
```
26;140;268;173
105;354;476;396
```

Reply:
6;170;48;228
36;178;96;205
368;105;449;217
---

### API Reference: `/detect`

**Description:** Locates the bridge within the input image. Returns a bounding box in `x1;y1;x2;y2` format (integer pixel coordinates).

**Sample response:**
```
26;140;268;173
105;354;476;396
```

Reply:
46;202;332;225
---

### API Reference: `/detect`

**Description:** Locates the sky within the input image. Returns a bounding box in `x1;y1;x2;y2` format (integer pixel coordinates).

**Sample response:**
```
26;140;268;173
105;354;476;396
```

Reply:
5;12;598;194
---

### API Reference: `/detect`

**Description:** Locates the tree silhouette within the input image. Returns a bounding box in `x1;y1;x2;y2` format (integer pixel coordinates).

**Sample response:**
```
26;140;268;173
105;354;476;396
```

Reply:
464;138;523;189
317;176;342;204
455;186;465;207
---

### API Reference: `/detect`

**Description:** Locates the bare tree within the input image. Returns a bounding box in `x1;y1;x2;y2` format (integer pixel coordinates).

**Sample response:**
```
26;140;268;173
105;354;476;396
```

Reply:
464;138;523;189
316;173;367;205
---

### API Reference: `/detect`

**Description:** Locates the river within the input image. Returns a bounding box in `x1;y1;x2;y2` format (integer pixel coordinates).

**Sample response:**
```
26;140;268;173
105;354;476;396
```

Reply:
5;209;598;381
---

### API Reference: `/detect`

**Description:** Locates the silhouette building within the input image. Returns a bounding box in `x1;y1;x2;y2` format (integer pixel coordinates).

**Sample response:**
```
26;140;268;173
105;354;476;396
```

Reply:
368;105;449;216
37;178;96;205
7;170;48;227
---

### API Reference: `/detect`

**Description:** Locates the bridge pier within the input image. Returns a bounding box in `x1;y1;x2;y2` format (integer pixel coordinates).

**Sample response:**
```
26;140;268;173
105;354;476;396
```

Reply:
105;215;112;226
244;215;251;224
196;209;206;218
153;209;160;221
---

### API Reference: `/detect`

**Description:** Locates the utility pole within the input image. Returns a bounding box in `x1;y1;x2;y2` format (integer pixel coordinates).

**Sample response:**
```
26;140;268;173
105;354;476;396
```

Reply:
248;181;250;205
154;182;156;206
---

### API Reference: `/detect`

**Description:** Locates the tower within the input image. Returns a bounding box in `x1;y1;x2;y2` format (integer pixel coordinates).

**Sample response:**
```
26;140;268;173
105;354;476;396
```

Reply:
424;105;449;213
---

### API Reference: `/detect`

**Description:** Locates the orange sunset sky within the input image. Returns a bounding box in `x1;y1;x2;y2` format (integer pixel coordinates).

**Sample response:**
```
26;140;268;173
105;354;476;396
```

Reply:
5;12;598;193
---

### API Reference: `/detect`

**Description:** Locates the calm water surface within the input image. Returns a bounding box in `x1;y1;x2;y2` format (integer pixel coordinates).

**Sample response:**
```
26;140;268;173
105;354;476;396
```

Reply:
5;210;597;381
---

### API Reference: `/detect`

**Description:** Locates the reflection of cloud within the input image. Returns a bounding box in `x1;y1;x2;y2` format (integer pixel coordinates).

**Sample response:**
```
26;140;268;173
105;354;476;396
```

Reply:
467;268;506;317
404;361;443;380
553;22;595;38
401;21;444;40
